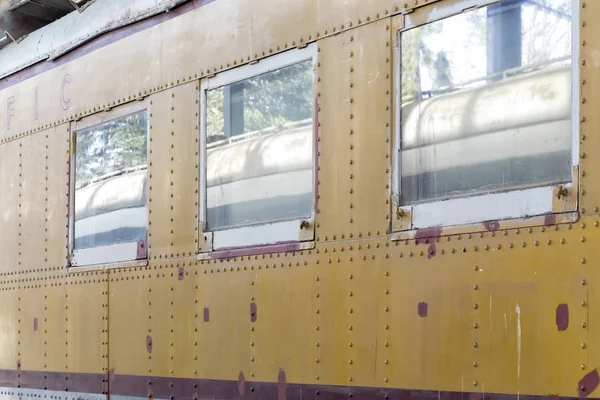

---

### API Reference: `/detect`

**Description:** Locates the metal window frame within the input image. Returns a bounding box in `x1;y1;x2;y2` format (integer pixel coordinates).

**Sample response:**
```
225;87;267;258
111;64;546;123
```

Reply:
68;99;150;268
198;44;317;254
391;0;579;232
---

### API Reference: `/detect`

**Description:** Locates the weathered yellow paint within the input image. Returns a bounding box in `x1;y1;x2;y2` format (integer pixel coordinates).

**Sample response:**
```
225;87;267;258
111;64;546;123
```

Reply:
66;277;106;374
0;140;19;274
0;0;596;399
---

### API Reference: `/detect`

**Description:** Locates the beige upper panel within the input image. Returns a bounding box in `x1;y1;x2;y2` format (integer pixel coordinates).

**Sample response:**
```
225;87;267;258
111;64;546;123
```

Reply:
0;0;442;142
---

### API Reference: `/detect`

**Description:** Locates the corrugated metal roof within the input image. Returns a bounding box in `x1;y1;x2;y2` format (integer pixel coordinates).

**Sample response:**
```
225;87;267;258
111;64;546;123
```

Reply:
0;0;188;80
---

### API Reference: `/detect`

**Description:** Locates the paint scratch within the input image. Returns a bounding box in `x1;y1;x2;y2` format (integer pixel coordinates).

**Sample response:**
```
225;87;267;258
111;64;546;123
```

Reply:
503;313;507;335
489;295;492;333
515;304;521;380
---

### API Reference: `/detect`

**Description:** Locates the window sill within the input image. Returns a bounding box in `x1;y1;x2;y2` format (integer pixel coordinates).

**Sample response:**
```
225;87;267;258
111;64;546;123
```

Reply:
390;211;579;242
197;240;315;260
70;241;147;268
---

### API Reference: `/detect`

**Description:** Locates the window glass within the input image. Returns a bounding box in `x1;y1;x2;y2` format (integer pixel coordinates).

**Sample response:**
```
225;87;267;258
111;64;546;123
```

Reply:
400;0;572;204
205;59;314;231
74;110;148;250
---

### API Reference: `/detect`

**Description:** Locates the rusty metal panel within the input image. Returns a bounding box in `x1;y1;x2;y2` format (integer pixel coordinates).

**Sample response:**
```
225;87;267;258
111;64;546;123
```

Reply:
20;133;46;272
0;140;19;274
46;124;69;269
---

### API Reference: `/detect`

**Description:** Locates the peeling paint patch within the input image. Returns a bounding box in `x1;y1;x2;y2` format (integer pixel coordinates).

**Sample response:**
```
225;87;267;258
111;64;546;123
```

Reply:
203;307;209;322
556;304;569;331
237;371;245;396
250;302;257;322
177;267;184;281
483;220;500;231
418;302;428;318
278;370;286;400
146;335;153;354
579;369;600;398
415;227;443;245
33;317;38;332
544;214;556;226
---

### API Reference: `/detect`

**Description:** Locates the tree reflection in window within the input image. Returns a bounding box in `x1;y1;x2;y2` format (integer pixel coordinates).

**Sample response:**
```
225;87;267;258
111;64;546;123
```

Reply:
73;110;148;251
75;111;148;189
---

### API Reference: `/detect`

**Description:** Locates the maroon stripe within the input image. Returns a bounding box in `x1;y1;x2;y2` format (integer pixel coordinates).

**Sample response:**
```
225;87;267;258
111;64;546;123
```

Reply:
0;0;216;91
0;369;583;400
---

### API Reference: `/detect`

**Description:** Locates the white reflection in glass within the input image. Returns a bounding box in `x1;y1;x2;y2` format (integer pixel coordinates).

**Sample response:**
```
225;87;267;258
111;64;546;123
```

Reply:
400;0;572;204
206;60;314;231
74;110;148;249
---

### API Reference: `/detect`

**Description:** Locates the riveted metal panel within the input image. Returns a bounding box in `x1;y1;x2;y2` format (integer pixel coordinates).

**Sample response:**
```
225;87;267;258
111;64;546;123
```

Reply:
378;240;472;391
19;287;45;372
349;20;392;238
0;289;19;370
65;277;106;374
195;264;252;380
472;234;587;395
43;281;67;374
20;133;46;272
315;31;353;241
0;141;19;274
580;0;597;215
169;82;199;259
167;263;196;378
108;270;151;376
249;255;319;384
148;93;174;259
45;124;69;270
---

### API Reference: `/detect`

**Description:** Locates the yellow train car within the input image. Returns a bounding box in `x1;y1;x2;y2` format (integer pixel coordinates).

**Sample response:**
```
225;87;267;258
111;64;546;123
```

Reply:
0;0;595;399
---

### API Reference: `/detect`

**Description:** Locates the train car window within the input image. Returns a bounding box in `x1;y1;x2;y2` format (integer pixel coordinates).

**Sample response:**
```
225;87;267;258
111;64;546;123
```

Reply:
70;103;149;266
394;0;576;230
200;45;316;251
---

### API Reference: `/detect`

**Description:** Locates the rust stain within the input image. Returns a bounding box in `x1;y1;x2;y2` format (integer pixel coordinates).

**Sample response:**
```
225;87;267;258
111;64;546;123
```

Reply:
136;239;147;259
177;267;184;281
483;220;500;231
278;370;286;400
544;214;556;226
203;307;209;322
556;304;569;331
418;302;428;318
250;302;257;323
146;335;153;354
427;243;436;259
237;371;246;397
578;369;600;398
33;317;38;332
415;227;443;245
